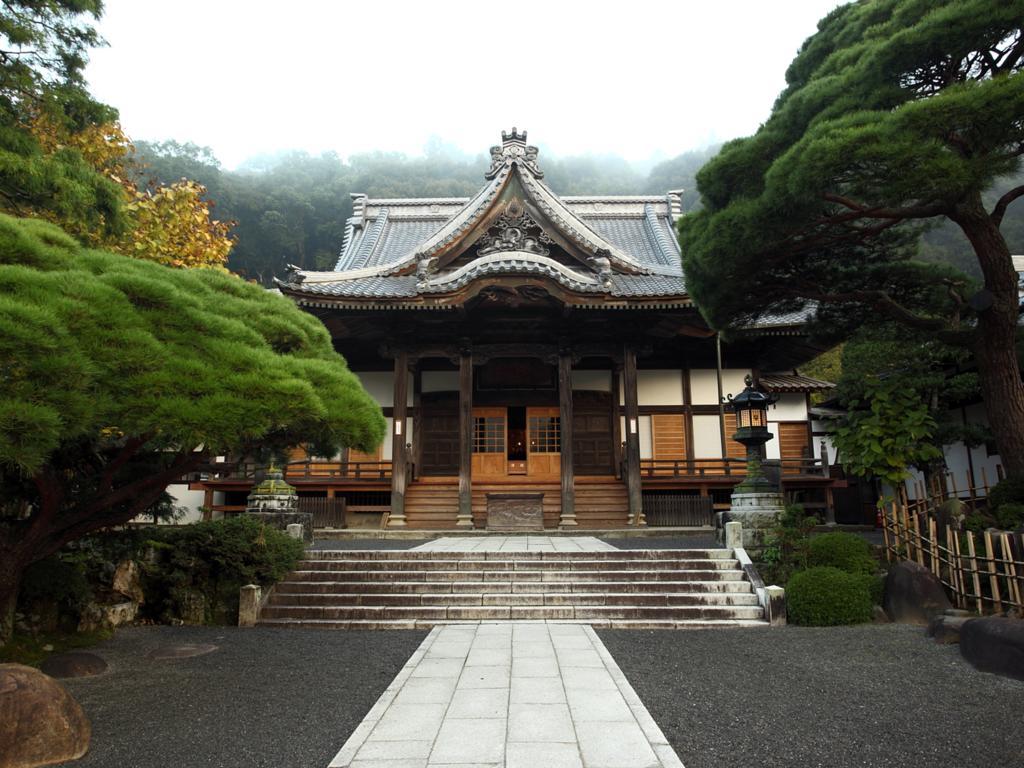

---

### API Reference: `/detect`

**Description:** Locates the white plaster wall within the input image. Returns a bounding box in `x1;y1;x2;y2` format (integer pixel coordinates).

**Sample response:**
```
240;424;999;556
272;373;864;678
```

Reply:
765;423;781;460
690;369;751;405
619;415;653;459
354;371;413;407
573;370;612;392
422;371;458;393
639;370;684;405
769;393;808;422
383;417;414;462
810;418;838;464
692;414;723;458
617;370;686;405
167;484;205;524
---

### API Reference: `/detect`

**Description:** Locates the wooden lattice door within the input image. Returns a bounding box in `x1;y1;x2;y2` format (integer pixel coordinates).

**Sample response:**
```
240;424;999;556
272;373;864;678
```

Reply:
472;407;507;478
527;407;561;478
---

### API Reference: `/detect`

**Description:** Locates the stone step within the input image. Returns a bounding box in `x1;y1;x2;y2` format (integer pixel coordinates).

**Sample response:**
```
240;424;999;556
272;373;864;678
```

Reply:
305;548;731;561
255;617;768;631
294;558;739;572
266;591;761;608
285;568;747;583
273;579;755;595
259;604;766;622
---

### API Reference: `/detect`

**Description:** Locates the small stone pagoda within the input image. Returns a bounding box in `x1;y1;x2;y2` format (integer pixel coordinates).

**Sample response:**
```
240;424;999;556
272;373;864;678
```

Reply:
245;465;312;544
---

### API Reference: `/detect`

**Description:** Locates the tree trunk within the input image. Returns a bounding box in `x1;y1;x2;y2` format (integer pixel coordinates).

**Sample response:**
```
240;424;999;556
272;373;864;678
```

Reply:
955;193;1024;480
0;553;25;646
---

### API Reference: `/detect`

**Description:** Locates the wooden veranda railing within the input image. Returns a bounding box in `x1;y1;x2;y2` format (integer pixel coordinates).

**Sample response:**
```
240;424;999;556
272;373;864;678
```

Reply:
881;496;1024;614
202;460;393;482
638;456;828;479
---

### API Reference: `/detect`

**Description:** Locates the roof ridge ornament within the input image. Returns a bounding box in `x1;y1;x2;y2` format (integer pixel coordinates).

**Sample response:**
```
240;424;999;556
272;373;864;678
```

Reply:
485;126;544;180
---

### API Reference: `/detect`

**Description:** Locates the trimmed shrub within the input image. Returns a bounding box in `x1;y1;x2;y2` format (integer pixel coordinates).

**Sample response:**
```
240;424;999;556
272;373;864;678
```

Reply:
987;477;1024;515
142;516;304;624
994;503;1024;531
859;573;885;606
808;532;876;575
787;567;873;626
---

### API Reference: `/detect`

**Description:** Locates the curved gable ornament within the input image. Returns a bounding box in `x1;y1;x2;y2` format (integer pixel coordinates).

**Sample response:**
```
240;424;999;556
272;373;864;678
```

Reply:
477;200;553;257
485;127;543;180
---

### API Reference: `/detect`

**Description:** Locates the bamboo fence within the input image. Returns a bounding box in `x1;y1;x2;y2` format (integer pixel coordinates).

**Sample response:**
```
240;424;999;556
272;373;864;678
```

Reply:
882;470;1024;614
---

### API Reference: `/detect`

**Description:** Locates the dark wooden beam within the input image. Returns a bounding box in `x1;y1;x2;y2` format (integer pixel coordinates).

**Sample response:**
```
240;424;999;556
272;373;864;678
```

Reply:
558;349;577;528
457;348;474;527
388;350;409;527
612;363;622;479
412;363;422;481
623;345;645;525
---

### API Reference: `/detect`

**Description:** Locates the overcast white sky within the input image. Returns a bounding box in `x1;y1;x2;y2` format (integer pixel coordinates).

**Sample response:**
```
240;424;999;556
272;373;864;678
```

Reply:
85;0;846;170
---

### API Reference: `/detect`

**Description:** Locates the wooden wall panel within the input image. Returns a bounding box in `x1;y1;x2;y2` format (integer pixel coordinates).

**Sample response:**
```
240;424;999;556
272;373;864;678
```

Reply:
651;414;687;459
721;413;748;459
778;421;811;463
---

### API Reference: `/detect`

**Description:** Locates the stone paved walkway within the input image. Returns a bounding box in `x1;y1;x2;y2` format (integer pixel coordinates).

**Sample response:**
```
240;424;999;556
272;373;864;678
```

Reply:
328;622;684;768
411;536;617;552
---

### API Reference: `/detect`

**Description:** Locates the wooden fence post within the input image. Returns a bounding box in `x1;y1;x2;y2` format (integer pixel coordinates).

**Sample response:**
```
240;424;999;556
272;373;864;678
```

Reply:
985;530;1003;613
966;531;983;615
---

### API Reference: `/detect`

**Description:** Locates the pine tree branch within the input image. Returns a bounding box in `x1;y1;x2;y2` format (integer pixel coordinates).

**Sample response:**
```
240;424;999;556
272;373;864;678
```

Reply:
822;194;950;220
991;184;1024;227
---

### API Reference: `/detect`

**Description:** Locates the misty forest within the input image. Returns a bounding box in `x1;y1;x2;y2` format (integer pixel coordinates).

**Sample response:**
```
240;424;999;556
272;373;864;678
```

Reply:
131;141;1024;285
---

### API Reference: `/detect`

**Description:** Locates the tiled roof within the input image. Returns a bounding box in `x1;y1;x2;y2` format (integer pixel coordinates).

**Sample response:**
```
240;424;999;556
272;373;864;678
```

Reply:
278;131;689;304
760;373;836;392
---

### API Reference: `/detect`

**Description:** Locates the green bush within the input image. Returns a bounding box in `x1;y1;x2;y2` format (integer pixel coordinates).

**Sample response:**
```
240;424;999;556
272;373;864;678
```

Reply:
787;567;874;626
760;504;817;586
858;573;885;606
19;557;92;616
987;477;1024;514
808;532;876;575
142;516;304;624
994;502;1024;531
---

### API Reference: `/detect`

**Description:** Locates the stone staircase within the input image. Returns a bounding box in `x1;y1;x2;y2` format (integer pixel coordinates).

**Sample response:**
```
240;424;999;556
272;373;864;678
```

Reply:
257;548;767;630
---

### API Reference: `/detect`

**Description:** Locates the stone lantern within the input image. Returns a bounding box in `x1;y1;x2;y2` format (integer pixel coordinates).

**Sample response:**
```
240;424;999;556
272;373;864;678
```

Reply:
728;374;779;493
722;375;784;550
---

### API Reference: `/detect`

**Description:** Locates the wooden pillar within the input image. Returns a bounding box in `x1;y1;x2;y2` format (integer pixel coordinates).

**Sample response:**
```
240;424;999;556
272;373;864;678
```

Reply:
457;348;474;528
412;364;423;482
388;350;409;527
202;488;214;522
558;349;577;528
612;363;623;479
623;345;645;526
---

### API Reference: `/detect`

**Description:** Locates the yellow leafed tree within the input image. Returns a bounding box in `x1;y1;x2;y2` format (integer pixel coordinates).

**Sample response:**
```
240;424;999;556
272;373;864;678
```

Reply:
29;112;233;268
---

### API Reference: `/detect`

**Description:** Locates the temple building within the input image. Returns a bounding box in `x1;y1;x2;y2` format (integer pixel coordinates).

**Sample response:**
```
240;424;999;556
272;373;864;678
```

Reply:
194;129;835;529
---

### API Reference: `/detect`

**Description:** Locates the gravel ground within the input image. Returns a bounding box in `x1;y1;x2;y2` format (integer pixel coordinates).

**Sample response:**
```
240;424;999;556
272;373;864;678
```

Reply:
599;623;1024;768
309;538;424;550
603;534;720;549
61;626;426;768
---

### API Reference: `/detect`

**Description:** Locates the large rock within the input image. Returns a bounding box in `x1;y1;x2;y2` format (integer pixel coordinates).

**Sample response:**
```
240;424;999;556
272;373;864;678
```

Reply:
882;560;952;625
927;615;971;645
39;652;108;680
0;663;90;767
77;600;138;633
960;617;1024;681
111;560;144;603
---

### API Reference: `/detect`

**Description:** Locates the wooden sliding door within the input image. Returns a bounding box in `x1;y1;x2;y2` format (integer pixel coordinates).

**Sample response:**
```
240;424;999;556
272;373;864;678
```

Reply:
527;407;560;478
472;407;507;478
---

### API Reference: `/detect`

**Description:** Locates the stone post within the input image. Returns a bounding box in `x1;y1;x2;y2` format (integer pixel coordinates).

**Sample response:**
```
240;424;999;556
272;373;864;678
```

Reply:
238;584;261;627
765;585;787;626
724;521;743;550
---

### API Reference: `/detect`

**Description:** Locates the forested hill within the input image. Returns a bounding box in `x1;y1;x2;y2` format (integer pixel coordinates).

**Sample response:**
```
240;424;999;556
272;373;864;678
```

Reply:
132;142;719;284
133;141;1022;286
